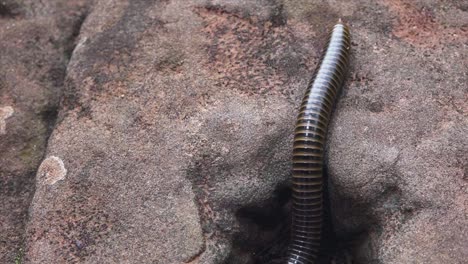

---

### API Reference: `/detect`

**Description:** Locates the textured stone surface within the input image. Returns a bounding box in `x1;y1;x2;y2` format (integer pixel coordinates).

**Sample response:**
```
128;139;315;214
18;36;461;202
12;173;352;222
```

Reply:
327;0;468;263
0;1;88;263
0;0;466;263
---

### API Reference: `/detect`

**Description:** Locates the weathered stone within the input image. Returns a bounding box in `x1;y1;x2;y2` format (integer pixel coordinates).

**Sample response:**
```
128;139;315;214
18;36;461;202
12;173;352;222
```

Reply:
0;0;465;263
327;0;468;263
0;1;89;263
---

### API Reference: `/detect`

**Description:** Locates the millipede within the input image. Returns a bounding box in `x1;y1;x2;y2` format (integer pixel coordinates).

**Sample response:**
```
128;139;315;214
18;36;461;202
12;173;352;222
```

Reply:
286;23;351;264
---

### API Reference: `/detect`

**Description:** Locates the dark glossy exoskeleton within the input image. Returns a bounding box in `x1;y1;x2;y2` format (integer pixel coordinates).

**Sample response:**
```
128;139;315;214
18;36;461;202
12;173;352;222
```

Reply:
286;23;351;264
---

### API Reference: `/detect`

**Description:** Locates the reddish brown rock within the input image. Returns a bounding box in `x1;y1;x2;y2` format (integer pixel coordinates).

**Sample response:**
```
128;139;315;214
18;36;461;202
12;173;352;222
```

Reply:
0;0;465;263
0;0;88;263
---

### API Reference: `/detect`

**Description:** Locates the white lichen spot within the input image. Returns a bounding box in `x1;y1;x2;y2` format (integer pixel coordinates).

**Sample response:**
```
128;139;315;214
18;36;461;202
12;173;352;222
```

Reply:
37;156;67;185
0;106;14;135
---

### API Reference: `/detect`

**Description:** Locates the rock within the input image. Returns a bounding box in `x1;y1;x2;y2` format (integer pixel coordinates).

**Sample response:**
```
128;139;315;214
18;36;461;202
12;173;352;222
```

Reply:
0;0;464;263
327;0;468;263
24;0;306;262
0;0;88;263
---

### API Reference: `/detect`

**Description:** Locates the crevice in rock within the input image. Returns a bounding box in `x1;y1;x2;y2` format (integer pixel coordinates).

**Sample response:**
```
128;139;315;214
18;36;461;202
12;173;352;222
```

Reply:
225;167;373;263
64;10;89;61
18;4;91;260
327;171;379;264
42;5;90;138
184;242;206;264
40;105;59;136
54;7;91;123
186;155;227;241
223;184;290;264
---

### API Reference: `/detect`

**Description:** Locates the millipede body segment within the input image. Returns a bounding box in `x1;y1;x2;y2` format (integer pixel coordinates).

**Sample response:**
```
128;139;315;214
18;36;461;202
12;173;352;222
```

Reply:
286;23;351;264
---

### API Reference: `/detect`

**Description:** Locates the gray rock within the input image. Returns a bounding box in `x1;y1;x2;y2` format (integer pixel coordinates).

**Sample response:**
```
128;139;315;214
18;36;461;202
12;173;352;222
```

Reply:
327;0;468;263
0;1;88;263
0;0;464;263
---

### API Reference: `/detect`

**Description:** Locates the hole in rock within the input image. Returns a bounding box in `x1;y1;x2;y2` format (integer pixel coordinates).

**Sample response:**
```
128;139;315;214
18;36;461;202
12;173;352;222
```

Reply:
225;168;371;263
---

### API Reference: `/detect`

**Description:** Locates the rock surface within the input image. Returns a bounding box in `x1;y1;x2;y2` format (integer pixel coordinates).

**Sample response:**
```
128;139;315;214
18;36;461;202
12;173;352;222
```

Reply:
0;1;88;262
0;0;466;263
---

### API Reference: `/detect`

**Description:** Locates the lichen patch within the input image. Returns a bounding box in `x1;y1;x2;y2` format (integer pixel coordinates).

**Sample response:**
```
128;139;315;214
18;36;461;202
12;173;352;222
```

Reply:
37;156;67;185
0;106;14;135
